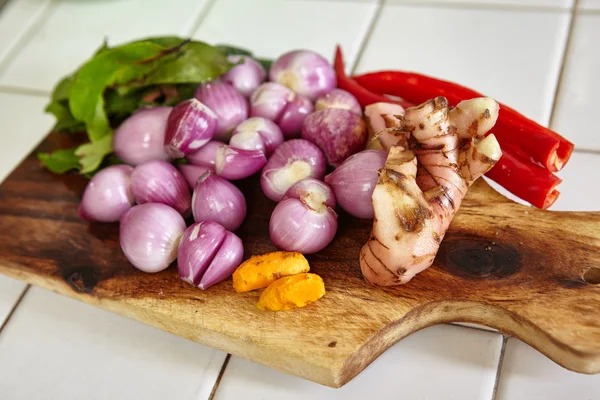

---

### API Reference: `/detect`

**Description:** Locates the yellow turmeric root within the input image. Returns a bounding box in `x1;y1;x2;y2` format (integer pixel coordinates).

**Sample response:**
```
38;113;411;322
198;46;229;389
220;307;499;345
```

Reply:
257;273;326;311
232;251;309;293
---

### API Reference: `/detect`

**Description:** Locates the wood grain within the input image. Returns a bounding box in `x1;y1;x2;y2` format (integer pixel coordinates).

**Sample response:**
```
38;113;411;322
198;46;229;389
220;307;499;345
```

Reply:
0;132;599;388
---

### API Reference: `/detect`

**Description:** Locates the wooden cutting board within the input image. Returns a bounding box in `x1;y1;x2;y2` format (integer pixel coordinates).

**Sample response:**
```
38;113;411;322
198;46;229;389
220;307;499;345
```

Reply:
0;132;599;388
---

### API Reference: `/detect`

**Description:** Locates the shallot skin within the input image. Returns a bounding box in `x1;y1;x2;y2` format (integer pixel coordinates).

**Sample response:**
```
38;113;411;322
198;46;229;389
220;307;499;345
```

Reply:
222;55;266;98
269;198;338;254
78;165;134;222
232;117;284;156
315;89;362;116
178;164;213;190
324;150;387;219
301;108;367;166
164;98;217;158
270;50;336;101
113;107;172;166
195;80;249;141
192;171;247;231
260;139;327;202
120;203;186;273
131;160;191;216
198;231;244;290
177;221;227;285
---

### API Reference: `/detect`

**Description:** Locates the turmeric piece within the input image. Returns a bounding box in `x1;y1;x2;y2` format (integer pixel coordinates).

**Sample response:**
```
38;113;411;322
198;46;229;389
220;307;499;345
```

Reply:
232;251;309;293
257;273;326;311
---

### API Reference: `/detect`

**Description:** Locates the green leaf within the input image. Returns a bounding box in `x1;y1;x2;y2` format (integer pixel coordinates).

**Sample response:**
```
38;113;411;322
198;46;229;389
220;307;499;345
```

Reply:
215;44;253;57
104;89;144;118
37;148;81;174
75;134;113;173
69;41;181;142
134;41;230;87
51;76;74;102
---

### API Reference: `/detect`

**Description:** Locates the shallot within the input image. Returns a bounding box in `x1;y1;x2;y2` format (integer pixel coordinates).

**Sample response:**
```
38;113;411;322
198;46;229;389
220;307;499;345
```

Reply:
192;171;247;231
231;117;284;156
302;108;367;166
315;89;362;116
249;83;312;137
113;107;172;166
187;140;223;167
120;203;186;273
178;164;213;189
164;98;217;158
215;145;267;180
270;179;338;254
278;93;314;138
260;139;326;202
131;160;191;216
78;165;134;222
222;55;266;98
269;50;336;101
324;150;387;219
178;221;244;290
195;80;248;141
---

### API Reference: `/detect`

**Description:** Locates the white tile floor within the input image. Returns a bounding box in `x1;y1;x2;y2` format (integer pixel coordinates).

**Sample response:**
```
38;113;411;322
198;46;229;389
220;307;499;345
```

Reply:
0;277;26;327
355;3;570;126
0;288;227;400
213;325;503;400
496;338;600;400
551;12;600;150
0;0;50;66
0;0;598;399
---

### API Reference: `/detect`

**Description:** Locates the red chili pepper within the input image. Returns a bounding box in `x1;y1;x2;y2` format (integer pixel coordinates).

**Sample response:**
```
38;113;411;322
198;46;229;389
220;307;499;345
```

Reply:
485;150;561;209
352;70;574;173
333;46;412;109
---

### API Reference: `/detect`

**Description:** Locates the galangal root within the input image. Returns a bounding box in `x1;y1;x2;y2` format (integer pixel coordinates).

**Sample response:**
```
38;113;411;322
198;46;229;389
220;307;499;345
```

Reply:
361;96;502;286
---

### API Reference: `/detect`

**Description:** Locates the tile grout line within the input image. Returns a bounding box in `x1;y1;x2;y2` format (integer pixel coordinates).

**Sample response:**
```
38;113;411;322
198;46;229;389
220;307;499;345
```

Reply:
0;285;30;335
0;0;57;77
0;85;50;98
491;335;508;400
186;0;220;38
548;0;579;129
207;353;231;400
578;8;600;14
0;0;10;14
572;148;600;155
349;0;385;74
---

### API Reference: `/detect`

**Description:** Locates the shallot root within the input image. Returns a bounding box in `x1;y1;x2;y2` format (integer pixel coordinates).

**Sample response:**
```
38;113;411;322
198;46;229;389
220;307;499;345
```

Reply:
360;96;502;286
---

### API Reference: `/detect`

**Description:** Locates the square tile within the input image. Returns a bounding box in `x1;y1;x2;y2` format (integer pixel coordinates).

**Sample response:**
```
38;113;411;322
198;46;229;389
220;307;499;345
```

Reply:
356;4;570;126
0;287;227;400
552;152;600;211
193;0;378;66
484;151;600;211
0;0;51;65
579;0;600;9
496;337;600;400
0;92;54;183
386;0;573;7
213;324;503;400
552;14;600;150
0;276;26;327
0;0;211;92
